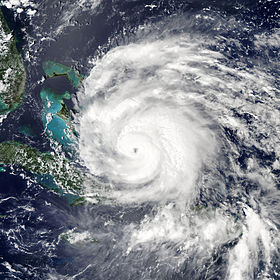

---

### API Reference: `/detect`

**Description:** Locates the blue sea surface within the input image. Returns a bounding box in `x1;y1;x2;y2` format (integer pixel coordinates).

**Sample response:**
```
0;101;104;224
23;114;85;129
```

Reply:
0;0;280;279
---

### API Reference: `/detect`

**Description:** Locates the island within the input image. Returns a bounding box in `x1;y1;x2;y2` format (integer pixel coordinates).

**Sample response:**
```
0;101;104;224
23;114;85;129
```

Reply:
40;88;74;146
0;141;85;205
43;61;83;88
0;19;93;205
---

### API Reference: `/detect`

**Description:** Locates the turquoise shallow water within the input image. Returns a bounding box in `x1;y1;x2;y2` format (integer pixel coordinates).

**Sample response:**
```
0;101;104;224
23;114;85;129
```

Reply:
0;100;9;111
1;0;280;279
40;88;72;146
43;61;83;88
35;174;80;204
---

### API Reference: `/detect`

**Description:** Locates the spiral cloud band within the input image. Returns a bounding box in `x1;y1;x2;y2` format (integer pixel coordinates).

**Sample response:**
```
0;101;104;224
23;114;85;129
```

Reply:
76;18;280;279
79;37;218;203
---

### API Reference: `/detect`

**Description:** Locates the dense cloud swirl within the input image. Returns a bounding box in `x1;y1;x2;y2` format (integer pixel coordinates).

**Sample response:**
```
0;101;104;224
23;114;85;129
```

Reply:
78;38;218;203
76;19;280;279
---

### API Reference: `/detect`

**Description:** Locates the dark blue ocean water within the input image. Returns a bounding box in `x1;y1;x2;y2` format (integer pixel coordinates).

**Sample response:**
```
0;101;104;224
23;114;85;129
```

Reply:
0;1;280;279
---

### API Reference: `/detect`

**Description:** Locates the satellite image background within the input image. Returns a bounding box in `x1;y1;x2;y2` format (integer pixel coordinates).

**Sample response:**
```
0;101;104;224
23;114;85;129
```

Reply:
0;0;280;279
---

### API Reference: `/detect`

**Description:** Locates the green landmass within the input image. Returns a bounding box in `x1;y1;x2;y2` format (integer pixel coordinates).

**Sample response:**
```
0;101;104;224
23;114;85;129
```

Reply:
59;228;98;245
0;9;26;115
43;61;83;88
0;141;85;204
57;102;71;121
40;60;82;145
0;12;94;206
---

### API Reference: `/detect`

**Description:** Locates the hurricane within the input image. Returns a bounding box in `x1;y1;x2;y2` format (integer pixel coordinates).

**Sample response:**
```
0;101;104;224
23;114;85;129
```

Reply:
79;38;217;204
1;0;280;279
73;13;280;280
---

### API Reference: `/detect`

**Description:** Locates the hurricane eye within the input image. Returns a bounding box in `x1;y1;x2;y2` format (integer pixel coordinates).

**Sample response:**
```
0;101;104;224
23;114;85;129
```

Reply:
76;21;278;279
